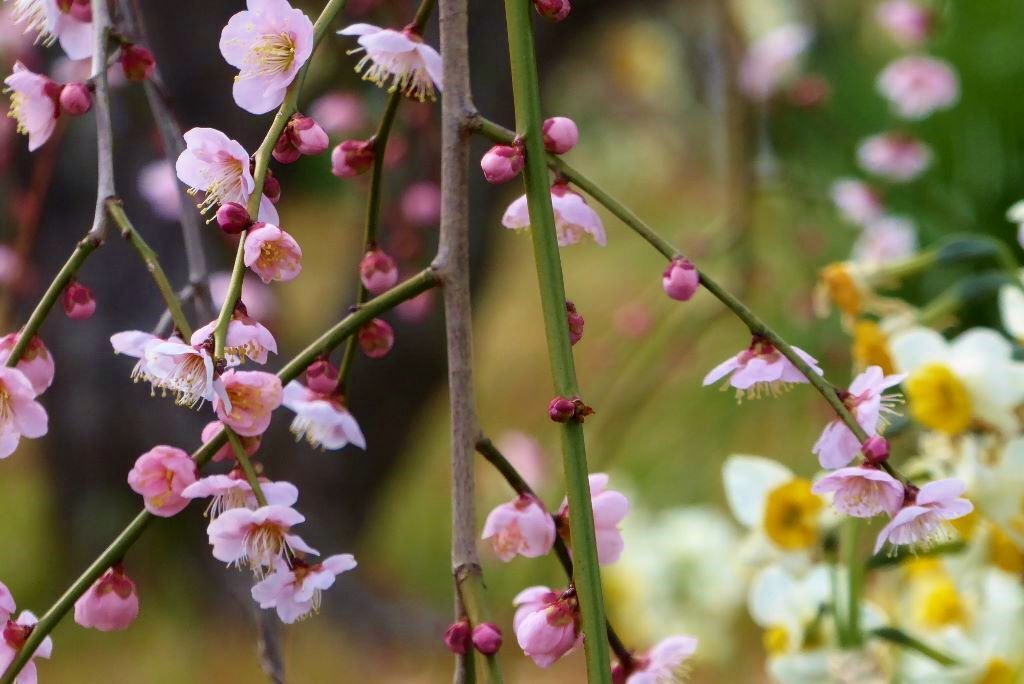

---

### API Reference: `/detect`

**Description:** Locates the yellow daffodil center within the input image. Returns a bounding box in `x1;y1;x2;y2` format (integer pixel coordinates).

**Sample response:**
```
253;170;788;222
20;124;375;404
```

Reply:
819;263;862;317
905;363;972;434
762;626;790;656
852;320;895;375
915;577;968;629
989;525;1024;575
979;659;1016;684
764;479;823;550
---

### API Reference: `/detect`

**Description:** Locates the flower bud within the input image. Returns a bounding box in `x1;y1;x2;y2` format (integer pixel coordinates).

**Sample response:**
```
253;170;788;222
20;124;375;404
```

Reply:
287;114;329;156
263;171;282;204
358;319;394;359
59;82;92;116
662;258;700;301
548;396;576;423
359;249;399;295
331;139;375;178
73;564;139;631
472;623;503;655
566;301;584;345
216;202;252;235
68;0;91;21
272;134;302;164
305;359;339;395
862;436;890;464
534;0;571;22
542;117;579;154
120;44;156;82
443;619;472;655
2;620;29;649
62;280;96;320
480;145;524;184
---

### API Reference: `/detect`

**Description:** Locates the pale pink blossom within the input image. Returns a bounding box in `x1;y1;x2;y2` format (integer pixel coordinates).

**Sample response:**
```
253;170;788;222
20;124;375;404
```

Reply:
830;178;884;226
338;23;442;101
852;216;917;266
512;586;580;668
0;367;47;460
812;466;904;518
400;181;441;227
182;472;298;519
875;1;933;47
175;127;278;222
210;272;278;323
857;133;932;182
0;581;14;623
5;62;59;152
206;504;317;571
873;478;973;554
9;0;92;59
109;331;179;391
0;246;24;288
502;182;606;247
127;445;197;517
309;91;367;136
813;366;904;470
0;333;53;394
558;473;629;565
73;565;139;632
0;610;52;684
214;370;282;437
144;339;226;408
877;56;958;120
622;635;699;684
243;223;302;284
251;554;356;623
281;381;365;450
138;160;180;221
496;431;546;488
482;494;555;562
191;312;277;365
739;24;812;101
702;338;823;400
202;420;262;463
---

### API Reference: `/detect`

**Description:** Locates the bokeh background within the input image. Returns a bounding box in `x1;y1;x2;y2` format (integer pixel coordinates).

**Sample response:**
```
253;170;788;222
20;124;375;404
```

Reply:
1;0;1022;681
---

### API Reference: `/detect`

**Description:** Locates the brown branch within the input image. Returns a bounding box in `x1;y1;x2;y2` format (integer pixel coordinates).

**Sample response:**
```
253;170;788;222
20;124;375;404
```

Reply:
87;0;115;243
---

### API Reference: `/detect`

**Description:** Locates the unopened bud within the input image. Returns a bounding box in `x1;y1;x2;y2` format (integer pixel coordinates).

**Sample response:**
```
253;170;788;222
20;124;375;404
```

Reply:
120;44;156;82
662;258;700;301
358;319;395;359
306;358;340;395
548;396;576;423
566;301;584;345
471;623;503;655
862;436;890;464
272;134;302;164
331;139;375;178
288;114;329;156
359;249;399;295
62;280;96;320
68;0;91;21
443;620;472;655
542;117;579;154
534;0;570;22
480;145;524;184
263;171;281;204
216;202;252;235
59;82;92;116
2;620;30;649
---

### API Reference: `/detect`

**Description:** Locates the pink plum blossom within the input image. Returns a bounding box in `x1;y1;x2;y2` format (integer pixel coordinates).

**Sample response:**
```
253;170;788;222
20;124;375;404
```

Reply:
201;420;262;463
873;478;973;554
206;504;317;571
243;223;302;284
251;554;356;623
852;216;917;266
219;0;314;114
702;337;823;400
138;160;180;221
0;581;14;623
214;370;282;437
10;0;92;59
175;127;278;223
502;182;606;247
496;431;546;489
558;473;629;565
309;91;367;135
0;610;52;684
857;133;932;183
281;381;366;450
0;333;53;395
144;339;226;409
812;466;904;518
109;331;185;392
210;272;278;323
127;445;197;517
875;1;933;47
512;586;580;668
830;178;884;226
338;23;442;101
400;181;441;227
0;367;47;460
182;472;298;519
877;56;959;120
73;565;139;632
4;62;59;152
739;24;812;101
620;635;699;684
191;311;277;365
482;494;556;561
813;366;904;470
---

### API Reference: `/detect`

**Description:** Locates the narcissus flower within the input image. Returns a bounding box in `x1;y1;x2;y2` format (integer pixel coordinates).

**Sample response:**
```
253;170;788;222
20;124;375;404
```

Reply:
243;223;302;284
877;55;958;120
857;133;932;183
191;310;277;365
703;337;823;400
812;366;904;470
559;473;629;565
502;182;606;247
214;370;282;437
0;610;52;684
830;178;884;226
812;466;904;518
206;504;317;572
182;473;298;519
618;635;698;684
739;24;811;101
219;0;314;114
482;494;555;561
873;478;973;554
338;23;442;102
512;586;580;668
281;381;366;450
127;445;197;517
0;367;47;460
5;62;59;152
251;554;356;623
0;333;54;394
10;0;92;59
747;564;831;656
73;565;139;632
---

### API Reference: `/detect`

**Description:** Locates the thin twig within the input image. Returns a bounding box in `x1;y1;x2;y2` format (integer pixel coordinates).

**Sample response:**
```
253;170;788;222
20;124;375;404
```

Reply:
87;0;115;243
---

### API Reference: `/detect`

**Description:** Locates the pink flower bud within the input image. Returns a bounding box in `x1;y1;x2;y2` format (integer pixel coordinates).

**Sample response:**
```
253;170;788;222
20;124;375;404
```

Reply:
662;258;700;301
59;82;92;116
331;139;375;178
565;301;584;346
358;319;394;359
548;396;576;423
863;436;890;464
533;0;571;22
216;202;252;235
73;565;139;631
472;623;503;655
480;145;524;184
306;359;340;395
272;134;302;164
263;171;282;204
120;45;156;82
444;620;472;655
359;249;399;295
287;114;329;156
542;117;579;154
68;0;91;21
62;280;96;320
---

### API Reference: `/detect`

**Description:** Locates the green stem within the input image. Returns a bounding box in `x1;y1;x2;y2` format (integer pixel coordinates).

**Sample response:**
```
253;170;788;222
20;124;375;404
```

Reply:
869;627;960;667
455;564;504;684
225;427;267;507
500;2;611;681
843;518;863;647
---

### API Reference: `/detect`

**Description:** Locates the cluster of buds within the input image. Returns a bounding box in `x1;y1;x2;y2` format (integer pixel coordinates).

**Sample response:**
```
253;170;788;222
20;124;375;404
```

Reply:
548;395;594;423
273;113;330;164
443;619;503;656
480;117;579;185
